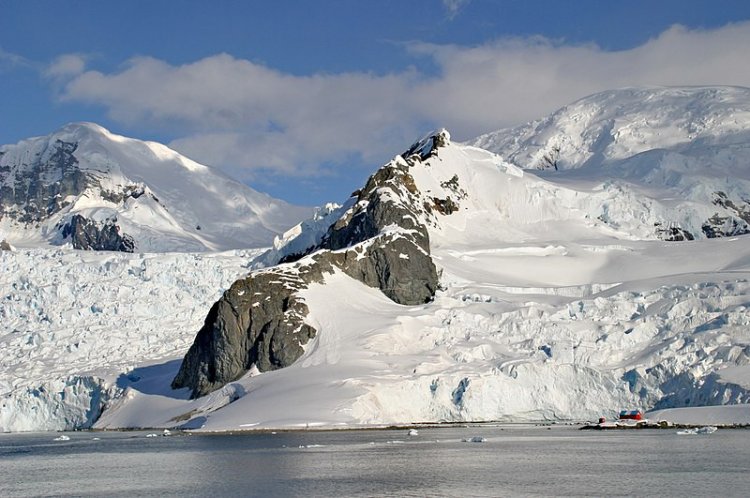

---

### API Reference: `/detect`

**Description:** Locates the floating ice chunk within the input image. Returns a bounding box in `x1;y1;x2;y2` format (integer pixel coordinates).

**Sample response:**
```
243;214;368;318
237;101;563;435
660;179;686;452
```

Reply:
677;426;718;435
53;434;70;441
462;436;486;443
697;426;718;434
162;429;172;436
145;433;159;438
408;429;419;436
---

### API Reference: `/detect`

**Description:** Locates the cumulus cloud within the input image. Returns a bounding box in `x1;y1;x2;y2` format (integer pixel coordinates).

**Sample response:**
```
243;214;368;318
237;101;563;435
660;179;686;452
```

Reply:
45;54;87;78
59;54;423;177
410;22;750;136
53;21;750;178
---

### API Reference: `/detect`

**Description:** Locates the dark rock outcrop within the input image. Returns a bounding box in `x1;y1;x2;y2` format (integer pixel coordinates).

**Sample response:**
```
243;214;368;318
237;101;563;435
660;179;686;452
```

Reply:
60;215;136;252
172;131;452;398
314;153;438;305
0;140;89;224
655;222;694;242
171;268;317;396
701;192;750;238
0;239;11;251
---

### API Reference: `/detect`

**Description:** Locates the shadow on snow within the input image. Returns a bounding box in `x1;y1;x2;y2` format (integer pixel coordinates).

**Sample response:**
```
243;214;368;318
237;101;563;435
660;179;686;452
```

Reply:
116;359;191;400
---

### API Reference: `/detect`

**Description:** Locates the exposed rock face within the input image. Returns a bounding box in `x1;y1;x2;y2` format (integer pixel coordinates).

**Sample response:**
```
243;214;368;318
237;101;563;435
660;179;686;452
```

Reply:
0;239;11;251
701;191;750;238
655;222;694;242
171;267;317;397
59;215;136;252
0;140;89;224
313;155;438;305
172;132;449;398
1;137;140;252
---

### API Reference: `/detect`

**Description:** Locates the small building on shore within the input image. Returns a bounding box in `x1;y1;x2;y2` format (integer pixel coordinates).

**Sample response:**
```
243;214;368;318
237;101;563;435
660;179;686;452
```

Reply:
619;410;643;421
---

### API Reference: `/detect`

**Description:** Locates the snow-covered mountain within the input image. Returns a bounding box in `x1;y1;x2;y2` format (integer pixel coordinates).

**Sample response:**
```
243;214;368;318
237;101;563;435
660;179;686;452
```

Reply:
3;87;750;432
472;86;750;240
0;123;309;252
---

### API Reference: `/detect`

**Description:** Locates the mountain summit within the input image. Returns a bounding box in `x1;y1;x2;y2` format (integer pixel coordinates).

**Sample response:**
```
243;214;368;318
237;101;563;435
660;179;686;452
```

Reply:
0;123;309;252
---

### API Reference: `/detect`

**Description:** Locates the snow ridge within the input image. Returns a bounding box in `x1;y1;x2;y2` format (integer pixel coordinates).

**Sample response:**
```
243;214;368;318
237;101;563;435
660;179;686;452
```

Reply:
471;86;750;240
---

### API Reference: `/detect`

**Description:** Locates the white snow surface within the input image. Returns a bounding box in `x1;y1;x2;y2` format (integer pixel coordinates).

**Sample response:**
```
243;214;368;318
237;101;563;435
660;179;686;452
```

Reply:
647;405;750;426
0;122;310;252
4;87;750;432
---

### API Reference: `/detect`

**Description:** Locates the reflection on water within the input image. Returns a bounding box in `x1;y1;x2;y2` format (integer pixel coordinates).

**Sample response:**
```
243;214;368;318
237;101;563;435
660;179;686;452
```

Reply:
1;426;749;497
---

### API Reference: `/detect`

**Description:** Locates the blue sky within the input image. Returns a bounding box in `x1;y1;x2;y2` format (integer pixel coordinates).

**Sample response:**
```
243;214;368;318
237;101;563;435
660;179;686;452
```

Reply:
2;0;750;205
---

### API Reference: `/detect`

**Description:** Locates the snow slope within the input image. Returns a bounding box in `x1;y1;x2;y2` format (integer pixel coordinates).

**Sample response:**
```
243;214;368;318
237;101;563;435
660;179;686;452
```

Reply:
4;87;750;432
0;123;309;252
647;405;750;426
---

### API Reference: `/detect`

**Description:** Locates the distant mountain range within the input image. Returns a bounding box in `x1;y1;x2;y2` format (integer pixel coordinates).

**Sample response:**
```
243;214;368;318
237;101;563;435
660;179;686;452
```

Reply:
0;122;310;252
3;86;750;432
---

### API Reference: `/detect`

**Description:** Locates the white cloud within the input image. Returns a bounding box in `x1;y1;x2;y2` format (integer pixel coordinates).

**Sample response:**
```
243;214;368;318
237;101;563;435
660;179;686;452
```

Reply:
54;21;750;178
46;54;87;78
0;47;32;71
59;54;424;177
409;22;750;137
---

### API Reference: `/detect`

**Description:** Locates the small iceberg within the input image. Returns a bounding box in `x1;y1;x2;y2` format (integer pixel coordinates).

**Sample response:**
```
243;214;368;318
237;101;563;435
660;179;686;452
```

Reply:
696;426;718;434
462;436;486;443
408;429;419;436
53;435;70;441
162;429;172;436
676;426;718;435
145;433;159;438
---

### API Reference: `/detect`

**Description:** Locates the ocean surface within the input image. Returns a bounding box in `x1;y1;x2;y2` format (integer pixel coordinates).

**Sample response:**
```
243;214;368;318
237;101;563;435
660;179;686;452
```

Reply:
1;425;749;497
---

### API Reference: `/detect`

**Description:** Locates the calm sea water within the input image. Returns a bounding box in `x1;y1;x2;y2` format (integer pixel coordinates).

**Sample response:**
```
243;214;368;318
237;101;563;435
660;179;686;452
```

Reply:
1;426;749;497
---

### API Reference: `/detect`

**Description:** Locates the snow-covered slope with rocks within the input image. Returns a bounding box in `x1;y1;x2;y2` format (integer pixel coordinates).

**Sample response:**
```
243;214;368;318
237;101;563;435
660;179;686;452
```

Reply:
0;123;309;252
3;87;750;432
471;86;750;240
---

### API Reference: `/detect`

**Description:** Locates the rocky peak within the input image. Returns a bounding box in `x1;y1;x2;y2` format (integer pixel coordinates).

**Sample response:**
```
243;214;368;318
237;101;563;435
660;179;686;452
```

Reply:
402;129;451;163
172;131;457;398
0;138;90;224
0;128;140;250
